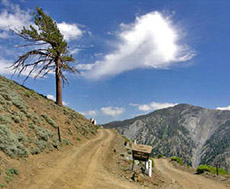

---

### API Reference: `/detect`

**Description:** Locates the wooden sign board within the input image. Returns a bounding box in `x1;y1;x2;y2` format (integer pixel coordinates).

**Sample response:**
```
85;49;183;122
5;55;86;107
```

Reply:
132;144;152;161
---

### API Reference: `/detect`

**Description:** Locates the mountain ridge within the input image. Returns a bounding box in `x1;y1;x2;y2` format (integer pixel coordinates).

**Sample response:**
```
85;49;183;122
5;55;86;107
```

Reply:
104;103;230;171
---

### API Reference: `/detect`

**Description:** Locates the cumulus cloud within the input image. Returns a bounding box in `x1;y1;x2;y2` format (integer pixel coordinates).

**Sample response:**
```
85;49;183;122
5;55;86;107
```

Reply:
130;102;177;112
101;106;125;116
57;22;82;41
0;0;32;38
0;1;83;42
80;11;195;79
216;105;230;111
46;94;68;106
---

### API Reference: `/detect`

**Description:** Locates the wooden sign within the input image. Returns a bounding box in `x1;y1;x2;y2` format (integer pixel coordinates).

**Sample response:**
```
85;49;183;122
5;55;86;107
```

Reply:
132;144;152;161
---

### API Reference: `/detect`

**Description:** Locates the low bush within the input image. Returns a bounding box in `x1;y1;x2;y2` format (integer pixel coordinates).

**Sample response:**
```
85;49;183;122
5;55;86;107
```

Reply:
196;164;228;175
34;140;47;152
0;125;29;157
12;116;20;123
62;139;73;146
30;123;54;141
6;168;19;176
0;115;10;124
5;168;19;183
171;156;183;165
0;95;5;105
0;183;6;188
42;114;57;128
31;148;41;155
157;154;164;158
0;84;28;114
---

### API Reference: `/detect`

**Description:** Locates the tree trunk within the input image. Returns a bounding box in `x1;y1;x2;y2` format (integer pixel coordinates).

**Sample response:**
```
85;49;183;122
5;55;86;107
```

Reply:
55;55;62;106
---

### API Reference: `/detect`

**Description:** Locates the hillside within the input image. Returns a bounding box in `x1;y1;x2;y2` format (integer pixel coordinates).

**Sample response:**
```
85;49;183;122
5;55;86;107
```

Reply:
0;75;98;157
0;75;97;187
104;104;230;172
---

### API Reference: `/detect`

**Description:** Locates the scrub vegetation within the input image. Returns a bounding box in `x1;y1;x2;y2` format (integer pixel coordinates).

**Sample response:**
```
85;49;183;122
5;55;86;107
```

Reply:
0;75;97;158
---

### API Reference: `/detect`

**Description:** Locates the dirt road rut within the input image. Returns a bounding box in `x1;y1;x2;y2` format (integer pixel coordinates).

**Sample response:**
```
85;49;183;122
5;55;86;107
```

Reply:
154;158;229;189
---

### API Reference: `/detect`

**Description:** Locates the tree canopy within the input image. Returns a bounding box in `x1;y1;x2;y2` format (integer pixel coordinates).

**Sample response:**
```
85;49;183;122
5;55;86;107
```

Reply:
12;7;78;106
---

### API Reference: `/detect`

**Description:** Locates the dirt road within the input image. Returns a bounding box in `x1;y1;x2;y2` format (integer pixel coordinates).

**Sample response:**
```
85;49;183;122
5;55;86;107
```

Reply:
154;158;229;189
18;129;140;189
10;129;230;189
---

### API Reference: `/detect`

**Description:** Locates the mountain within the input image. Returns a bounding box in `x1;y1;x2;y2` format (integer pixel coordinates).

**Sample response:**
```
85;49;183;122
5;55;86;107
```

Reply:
0;75;97;158
104;104;230;172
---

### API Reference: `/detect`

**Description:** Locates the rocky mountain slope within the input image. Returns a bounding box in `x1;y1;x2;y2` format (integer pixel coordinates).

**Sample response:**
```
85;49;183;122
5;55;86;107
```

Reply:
104;104;230;172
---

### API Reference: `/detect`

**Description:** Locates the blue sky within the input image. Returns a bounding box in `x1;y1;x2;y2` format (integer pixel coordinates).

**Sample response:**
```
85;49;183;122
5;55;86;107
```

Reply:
1;0;230;123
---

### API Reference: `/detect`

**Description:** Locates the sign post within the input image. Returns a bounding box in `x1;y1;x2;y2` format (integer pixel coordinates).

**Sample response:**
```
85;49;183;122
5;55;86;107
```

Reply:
147;159;152;177
131;144;153;176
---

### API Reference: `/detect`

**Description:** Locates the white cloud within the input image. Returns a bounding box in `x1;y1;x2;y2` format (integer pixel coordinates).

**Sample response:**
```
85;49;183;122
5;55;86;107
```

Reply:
101;106;125;116
0;1;83;41
81;11;194;79
0;58;14;75
46;94;68;106
76;64;94;71
47;94;55;101
216;105;230;111
130;101;177;112
81;110;97;116
57;22;82;41
0;0;32;37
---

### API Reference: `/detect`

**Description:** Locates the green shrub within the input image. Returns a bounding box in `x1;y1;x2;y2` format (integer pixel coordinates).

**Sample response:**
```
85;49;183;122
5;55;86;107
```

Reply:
157;154;164;158
12;112;25;122
0;125;29;157
6;168;19;176
32;115;41;125
0;95;5;105
196;165;228;175
17;132;27;144
0;85;28;113
32;124;53;141
0;183;7;188
35;140;47;152
76;137;81;141
42;114;57;128
25;112;32;119
0;105;3;111
171;156;183;165
0;115;10;124
31;148;41;155
12;116;20;123
62;139;73;146
5;168;19;183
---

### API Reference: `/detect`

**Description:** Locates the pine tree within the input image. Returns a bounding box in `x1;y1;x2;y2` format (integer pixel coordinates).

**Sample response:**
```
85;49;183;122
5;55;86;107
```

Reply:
12;7;78;106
